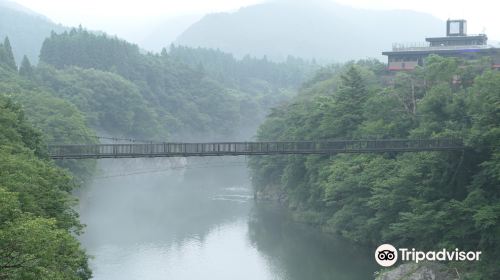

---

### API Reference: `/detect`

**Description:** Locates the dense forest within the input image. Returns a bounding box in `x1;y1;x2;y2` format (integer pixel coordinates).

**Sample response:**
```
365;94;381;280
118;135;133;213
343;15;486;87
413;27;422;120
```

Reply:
168;45;315;90
249;56;500;278
1;17;499;278
0;38;97;183
0;32;316;278
38;28;316;140
0;40;92;278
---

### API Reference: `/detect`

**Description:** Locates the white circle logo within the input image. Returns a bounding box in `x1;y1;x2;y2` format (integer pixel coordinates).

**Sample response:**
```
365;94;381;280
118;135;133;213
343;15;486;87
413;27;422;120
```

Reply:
375;244;398;267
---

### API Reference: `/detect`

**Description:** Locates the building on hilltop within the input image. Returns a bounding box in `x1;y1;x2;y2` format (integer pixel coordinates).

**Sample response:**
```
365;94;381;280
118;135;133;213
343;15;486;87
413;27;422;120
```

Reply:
382;19;500;71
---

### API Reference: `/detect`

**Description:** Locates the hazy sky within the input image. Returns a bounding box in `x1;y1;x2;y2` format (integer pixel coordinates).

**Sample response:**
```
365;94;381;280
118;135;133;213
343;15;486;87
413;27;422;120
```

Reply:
11;0;500;43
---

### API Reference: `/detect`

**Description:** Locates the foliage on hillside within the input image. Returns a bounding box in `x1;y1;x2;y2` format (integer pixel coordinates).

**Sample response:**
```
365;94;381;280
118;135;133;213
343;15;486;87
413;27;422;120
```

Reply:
0;95;91;279
0;40;97;184
39;28;315;140
39;29;239;139
168;45;316;91
249;56;500;278
35;64;165;139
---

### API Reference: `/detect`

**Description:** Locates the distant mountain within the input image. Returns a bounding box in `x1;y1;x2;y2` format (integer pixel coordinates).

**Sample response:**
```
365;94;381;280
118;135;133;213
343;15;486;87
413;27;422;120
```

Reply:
139;14;204;52
175;0;443;62
0;0;67;64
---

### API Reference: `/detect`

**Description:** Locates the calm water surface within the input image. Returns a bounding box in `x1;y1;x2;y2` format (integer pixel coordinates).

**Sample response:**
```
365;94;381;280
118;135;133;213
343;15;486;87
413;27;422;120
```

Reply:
77;158;378;280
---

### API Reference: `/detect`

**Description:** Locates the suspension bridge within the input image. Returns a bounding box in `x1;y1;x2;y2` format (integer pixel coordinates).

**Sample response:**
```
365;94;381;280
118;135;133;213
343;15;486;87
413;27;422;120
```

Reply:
48;138;464;160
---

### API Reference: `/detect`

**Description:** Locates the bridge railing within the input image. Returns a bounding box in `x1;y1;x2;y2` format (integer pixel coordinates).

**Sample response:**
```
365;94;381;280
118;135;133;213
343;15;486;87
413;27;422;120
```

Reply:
47;138;464;159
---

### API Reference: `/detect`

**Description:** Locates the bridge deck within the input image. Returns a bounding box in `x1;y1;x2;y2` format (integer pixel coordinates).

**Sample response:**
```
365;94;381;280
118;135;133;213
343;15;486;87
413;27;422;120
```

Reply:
48;139;464;159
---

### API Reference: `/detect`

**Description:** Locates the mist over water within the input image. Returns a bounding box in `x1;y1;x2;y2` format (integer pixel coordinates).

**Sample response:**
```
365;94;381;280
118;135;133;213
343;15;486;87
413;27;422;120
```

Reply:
76;158;377;280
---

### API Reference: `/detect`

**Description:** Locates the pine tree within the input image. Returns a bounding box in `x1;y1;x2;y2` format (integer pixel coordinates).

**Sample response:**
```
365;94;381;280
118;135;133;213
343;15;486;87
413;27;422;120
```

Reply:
2;37;17;69
329;66;369;138
161;47;168;57
19;55;34;78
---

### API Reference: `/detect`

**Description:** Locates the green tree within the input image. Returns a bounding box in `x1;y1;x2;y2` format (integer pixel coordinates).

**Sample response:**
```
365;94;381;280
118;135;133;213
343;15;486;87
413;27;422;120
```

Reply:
249;58;500;278
327;66;369;138
38;29;316;139
0;95;91;279
0;37;17;70
0;193;91;280
0;62;98;183
18;55;34;78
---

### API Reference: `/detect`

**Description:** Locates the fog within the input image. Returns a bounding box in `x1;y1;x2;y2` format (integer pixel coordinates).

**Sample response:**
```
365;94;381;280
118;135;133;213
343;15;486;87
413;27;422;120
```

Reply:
7;0;500;51
2;0;498;278
75;158;377;279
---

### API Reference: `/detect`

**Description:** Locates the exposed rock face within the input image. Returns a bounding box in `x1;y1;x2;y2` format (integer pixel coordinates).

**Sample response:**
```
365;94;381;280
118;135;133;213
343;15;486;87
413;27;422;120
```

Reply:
376;262;458;280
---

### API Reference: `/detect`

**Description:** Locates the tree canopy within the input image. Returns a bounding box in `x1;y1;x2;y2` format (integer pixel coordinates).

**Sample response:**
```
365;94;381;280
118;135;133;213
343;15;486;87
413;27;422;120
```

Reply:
249;56;500;278
0;95;91;279
38;29;316;140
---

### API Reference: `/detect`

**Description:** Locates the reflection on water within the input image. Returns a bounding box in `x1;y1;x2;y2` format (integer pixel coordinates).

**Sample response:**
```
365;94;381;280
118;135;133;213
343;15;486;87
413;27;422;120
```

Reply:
248;203;378;280
77;159;377;280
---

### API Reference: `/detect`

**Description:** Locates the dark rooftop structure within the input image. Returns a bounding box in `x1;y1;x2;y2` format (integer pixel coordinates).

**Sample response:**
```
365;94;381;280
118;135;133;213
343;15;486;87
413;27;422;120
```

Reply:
382;19;500;71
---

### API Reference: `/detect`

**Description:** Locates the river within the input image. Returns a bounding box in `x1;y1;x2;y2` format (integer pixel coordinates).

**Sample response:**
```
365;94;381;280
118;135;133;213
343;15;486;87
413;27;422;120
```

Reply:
77;158;378;280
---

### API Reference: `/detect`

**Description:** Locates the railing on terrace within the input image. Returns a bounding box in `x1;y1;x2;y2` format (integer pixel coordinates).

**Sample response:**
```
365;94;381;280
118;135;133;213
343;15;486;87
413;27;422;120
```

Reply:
391;42;492;52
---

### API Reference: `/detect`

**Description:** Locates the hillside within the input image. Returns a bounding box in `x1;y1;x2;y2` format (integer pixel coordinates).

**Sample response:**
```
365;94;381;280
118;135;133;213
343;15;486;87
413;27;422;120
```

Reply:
249;57;500;278
0;0;67;64
139;14;204;52
0;41;95;279
176;0;443;62
37;29;315;140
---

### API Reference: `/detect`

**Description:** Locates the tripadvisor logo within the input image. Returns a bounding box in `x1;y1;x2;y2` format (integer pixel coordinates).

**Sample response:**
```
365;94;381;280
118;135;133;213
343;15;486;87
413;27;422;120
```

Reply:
375;244;482;267
375;244;398;267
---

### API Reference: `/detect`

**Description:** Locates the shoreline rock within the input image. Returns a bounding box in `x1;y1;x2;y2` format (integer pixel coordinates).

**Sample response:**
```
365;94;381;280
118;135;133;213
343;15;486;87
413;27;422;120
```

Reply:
375;262;458;280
